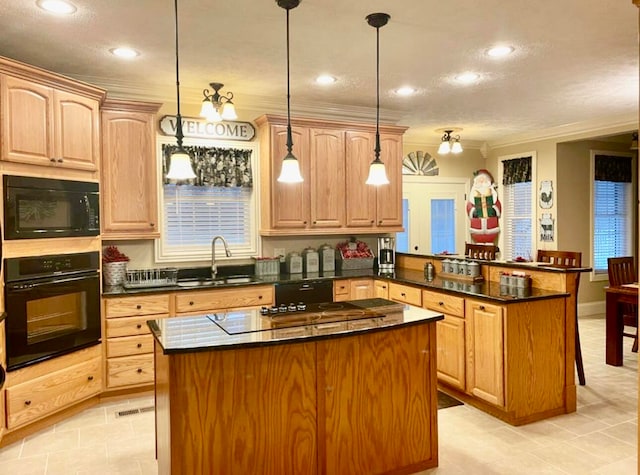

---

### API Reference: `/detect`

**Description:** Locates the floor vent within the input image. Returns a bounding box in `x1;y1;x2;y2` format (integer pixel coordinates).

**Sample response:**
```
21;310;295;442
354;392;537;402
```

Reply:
115;405;155;418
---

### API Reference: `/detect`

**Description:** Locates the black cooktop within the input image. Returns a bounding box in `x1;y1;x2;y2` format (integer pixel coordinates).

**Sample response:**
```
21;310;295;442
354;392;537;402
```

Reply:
209;299;405;335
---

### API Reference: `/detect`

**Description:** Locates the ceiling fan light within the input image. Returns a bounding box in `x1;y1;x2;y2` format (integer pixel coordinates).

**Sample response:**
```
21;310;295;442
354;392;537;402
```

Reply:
277;152;304;183
166;149;196;180
221;100;238;120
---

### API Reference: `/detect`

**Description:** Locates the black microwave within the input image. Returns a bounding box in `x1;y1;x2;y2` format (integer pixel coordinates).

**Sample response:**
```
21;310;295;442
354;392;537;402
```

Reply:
3;175;100;240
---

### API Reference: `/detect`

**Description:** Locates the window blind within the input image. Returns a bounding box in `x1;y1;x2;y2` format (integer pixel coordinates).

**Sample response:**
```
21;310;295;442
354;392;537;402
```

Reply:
593;180;632;273
502;181;533;261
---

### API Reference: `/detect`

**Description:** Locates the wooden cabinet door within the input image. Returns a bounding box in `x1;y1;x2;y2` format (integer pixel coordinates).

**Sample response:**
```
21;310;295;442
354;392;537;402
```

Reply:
317;324;436;475
376;134;403;227
374;279;389;299
344;131;376;228
270;125;310;229
1;75;54;165
465;299;504;406
54;90;99;171
349;278;374;300
309;128;345;228
101;106;159;238
436;315;466;390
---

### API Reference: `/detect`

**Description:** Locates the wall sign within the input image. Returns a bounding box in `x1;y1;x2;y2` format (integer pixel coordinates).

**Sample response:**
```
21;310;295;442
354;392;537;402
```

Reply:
159;115;256;141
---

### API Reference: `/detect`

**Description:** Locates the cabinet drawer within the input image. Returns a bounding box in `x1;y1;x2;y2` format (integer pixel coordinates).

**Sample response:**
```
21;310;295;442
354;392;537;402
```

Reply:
388;283;422;306
107;354;155;388
422;290;465;317
175;285;273;314
104;294;170;318
6;357;102;429
106;315;153;338
107;334;154;358
374;280;389;299
334;280;350;296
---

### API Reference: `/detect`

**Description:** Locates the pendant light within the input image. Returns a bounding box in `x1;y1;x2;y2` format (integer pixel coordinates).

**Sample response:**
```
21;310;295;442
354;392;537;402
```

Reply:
365;13;390;186
276;0;303;184
166;0;196;180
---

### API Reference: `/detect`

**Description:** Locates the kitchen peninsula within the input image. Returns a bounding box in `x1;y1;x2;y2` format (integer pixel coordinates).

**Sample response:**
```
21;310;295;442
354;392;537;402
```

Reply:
149;299;444;475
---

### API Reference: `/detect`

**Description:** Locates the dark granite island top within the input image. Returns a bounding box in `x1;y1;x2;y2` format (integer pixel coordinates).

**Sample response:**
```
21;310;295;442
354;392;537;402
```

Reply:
148;298;444;354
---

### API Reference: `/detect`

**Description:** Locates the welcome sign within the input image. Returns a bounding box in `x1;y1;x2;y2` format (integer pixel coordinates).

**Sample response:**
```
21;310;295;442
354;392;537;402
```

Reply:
159;115;256;141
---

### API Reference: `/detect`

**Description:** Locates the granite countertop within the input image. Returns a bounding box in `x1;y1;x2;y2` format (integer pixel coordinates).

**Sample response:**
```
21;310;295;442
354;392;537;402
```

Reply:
148;298;444;354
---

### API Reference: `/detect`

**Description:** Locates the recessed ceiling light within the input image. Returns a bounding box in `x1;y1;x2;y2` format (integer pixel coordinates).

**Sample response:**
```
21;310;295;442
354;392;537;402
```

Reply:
315;75;337;85
110;47;140;59
487;45;515;58
454;72;480;84
395;86;416;96
36;0;77;15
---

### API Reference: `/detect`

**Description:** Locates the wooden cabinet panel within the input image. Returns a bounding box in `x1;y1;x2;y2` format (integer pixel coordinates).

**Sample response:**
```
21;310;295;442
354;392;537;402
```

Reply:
345;131;376;228
107;334;155;358
1;75;53;164
101;101;161;238
175;285;274;314
349;278;374;300
436;315;466;390
374;279;389;299
389;282;422;306
423;289;464;317
54;90;99;171
309;128;345;228
104;294;170;318
106;315;153;338
107;354;155;388
333;279;350;302
317;323;437;474
465;299;504;407
6;357;101;429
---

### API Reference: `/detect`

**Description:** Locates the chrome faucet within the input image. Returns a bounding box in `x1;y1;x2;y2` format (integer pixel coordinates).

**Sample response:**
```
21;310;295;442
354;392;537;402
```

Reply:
211;235;232;278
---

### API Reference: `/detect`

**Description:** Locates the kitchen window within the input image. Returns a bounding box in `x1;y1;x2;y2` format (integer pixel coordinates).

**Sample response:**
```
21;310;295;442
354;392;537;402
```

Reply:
590;151;634;280
500;153;535;261
155;138;259;263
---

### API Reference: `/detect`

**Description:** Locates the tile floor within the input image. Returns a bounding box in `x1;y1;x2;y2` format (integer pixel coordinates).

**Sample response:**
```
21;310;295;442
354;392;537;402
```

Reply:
0;314;637;474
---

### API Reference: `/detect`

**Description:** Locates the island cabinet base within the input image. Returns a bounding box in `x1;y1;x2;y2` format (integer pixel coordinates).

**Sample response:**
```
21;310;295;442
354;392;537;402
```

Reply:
154;322;439;475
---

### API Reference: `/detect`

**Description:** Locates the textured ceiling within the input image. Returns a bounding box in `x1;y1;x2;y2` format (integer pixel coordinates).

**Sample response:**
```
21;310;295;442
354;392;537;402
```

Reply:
0;0;637;147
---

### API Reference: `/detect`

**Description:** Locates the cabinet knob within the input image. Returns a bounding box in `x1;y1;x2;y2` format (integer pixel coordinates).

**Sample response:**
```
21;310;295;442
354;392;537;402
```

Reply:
313;221;317;224
438;301;444;306
401;292;406;297
303;221;308;225
50;158;56;162
137;343;143;348
479;305;485;311
378;220;382;225
57;158;63;163
150;223;155;227
25;400;31;406
414;246;419;251
258;295;263;299
136;324;142;329
88;375;94;381
189;301;194;306
137;368;143;373
136;305;142;309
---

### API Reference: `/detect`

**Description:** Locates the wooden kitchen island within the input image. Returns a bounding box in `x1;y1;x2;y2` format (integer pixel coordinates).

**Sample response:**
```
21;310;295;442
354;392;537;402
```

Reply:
149;299;444;475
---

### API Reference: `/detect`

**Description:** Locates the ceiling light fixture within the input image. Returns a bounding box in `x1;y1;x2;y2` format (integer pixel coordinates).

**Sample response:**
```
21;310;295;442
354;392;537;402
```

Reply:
455;72;480;84
437;129;463;155
199;82;237;122
110;47;140;59
396;86;416;96
365;12;391;186
37;0;76;14
487;45;514;58
276;0;303;184
166;0;196;180
315;74;337;85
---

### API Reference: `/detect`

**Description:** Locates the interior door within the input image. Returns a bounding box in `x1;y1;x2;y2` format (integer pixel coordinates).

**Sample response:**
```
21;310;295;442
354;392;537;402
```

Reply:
398;180;467;255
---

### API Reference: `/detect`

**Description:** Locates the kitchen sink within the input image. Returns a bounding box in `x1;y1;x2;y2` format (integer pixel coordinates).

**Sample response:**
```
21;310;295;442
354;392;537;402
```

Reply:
176;275;260;288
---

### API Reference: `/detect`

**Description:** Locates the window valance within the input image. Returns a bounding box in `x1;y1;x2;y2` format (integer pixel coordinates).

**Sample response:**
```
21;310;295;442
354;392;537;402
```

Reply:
162;144;253;188
594;154;632;183
502;156;532;185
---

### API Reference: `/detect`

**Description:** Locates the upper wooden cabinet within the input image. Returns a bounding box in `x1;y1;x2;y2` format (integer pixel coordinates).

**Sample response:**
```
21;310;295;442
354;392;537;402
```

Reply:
1;72;102;174
256;115;407;236
100;99;162;239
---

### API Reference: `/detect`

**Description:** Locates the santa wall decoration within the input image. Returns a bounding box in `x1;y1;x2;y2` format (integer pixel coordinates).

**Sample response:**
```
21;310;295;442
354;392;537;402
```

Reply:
467;169;501;244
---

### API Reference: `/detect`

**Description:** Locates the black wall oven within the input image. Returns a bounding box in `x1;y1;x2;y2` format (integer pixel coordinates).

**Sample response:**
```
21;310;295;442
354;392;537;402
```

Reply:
4;252;101;371
3;175;99;240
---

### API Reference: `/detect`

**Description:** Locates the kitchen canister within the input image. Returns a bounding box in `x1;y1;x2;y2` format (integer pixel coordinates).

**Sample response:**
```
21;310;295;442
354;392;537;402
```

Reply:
318;244;335;272
302;247;319;273
285;252;303;274
468;261;480;278
457;260;468;276
442;258;453;274
450;260;459;275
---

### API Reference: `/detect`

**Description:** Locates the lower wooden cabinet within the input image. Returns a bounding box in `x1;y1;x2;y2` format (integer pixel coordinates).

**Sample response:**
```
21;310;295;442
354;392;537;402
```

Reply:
389;282;422;306
374;279;389;298
5;345;102;430
435;315;466;391
106;354;155;388
333;278;374;301
174;285;274;314
465;299;505;407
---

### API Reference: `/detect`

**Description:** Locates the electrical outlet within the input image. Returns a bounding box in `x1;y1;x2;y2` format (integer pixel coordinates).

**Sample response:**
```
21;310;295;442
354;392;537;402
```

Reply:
274;248;285;262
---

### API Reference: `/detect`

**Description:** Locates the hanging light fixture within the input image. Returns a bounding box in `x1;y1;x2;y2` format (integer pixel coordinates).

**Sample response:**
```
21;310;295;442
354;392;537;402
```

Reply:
166;0;196;180
437;129;464;155
276;0;303;184
365;12;390;186
199;82;237;122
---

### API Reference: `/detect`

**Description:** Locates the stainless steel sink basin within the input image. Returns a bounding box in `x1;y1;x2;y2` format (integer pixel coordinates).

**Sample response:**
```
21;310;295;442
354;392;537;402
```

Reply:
176;275;259;287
